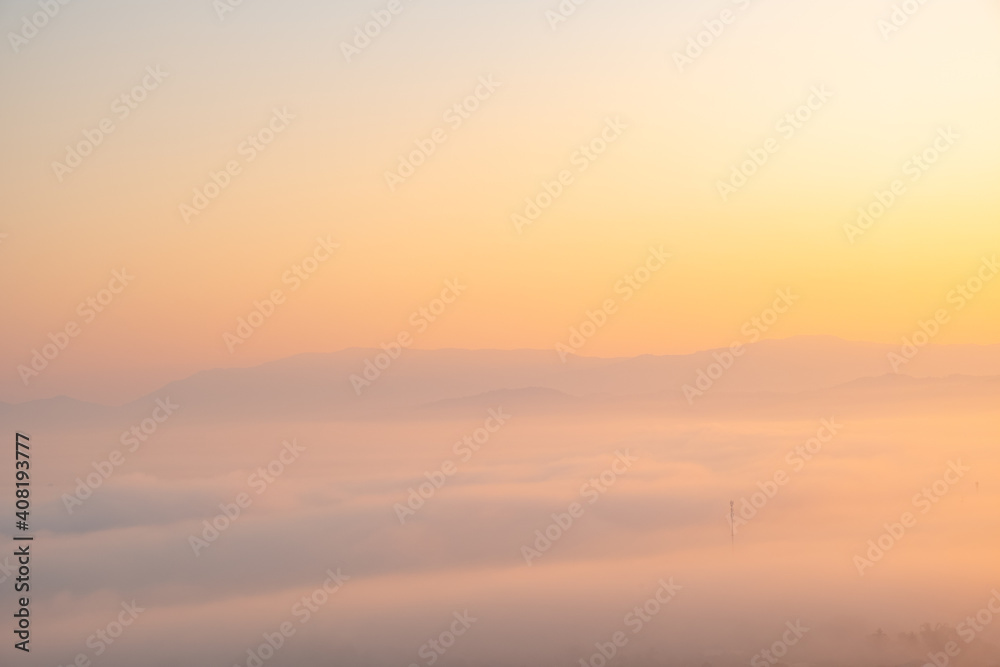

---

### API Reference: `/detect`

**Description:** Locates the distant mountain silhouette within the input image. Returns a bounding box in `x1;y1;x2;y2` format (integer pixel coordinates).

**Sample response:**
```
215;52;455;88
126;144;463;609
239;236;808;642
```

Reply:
1;336;997;426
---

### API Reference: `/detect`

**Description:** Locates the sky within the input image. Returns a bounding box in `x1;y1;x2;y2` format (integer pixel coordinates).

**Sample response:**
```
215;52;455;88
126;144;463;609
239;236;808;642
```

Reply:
2;0;1000;403
2;4;1000;665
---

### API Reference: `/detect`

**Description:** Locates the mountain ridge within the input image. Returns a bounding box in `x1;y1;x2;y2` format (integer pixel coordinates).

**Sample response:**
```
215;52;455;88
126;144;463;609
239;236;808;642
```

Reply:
1;337;997;423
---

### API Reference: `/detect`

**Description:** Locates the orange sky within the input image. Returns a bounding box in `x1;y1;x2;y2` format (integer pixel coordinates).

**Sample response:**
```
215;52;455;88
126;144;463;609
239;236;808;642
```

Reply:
2;0;999;403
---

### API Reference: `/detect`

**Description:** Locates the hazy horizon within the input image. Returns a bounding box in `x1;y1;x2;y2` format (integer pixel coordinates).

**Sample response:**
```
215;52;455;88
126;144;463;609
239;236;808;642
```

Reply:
4;334;1000;406
3;0;999;665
